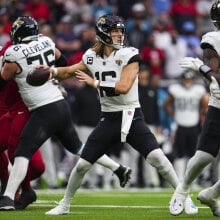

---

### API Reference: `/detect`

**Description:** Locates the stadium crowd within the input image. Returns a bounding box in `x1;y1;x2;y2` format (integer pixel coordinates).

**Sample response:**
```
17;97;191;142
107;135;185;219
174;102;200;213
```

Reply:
0;0;219;191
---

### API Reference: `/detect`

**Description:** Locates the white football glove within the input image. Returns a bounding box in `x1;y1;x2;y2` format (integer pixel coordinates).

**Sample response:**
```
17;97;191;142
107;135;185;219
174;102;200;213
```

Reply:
210;76;220;99
179;57;204;72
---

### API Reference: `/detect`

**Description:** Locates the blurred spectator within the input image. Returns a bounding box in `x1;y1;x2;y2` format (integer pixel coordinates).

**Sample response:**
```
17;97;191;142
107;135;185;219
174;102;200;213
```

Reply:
196;0;215;35
115;0;136;20
6;0;25;21
151;0;172;16
155;74;175;187
138;67;162;187
126;2;151;49
67;51;84;67
179;21;202;57
140;32;165;77
163;70;209;180
73;84;101;140
0;24;10;46
0;7;12;35
39;24;55;40
54;15;81;59
163;28;188;79
50;0;68;24
65;0;92;24
139;68;161;132
24;0;51;25
152;11;174;50
169;0;198;35
156;76;173;135
67;26;96;65
61;77;83;123
80;25;97;51
73;14;95;38
92;0;113;21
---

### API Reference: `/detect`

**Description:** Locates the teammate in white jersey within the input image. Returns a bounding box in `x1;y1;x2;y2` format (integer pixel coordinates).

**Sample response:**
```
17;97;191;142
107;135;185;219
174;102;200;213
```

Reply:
0;16;132;210
44;14;198;215
164;70;208;180
169;0;220;216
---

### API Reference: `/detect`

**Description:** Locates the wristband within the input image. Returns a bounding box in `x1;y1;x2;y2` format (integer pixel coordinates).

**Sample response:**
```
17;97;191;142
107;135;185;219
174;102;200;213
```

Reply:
51;67;58;78
93;79;99;88
99;81;116;88
199;65;212;77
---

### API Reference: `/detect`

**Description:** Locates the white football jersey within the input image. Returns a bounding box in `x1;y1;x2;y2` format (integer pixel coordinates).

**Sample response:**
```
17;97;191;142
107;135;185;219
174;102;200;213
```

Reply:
4;35;64;111
82;47;140;112
168;83;206;127
201;31;220;109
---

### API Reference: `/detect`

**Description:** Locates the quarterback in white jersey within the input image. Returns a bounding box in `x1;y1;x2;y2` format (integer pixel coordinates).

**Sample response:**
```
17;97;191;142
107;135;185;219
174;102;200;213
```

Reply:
0;16;133;211
45;14;198;216
169;0;220;217
82;46;140;112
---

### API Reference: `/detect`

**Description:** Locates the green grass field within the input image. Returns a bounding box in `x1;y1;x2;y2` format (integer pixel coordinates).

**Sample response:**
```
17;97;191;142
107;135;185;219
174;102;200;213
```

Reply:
0;188;217;220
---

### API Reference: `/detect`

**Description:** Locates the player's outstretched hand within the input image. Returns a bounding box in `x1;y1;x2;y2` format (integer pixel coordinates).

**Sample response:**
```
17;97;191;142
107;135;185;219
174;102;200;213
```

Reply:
179;57;204;72
210;76;220;99
75;70;95;87
26;66;51;86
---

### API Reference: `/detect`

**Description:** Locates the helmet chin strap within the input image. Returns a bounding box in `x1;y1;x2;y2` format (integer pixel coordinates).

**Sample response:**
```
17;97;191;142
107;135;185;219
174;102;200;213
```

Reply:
112;43;124;49
112;35;125;49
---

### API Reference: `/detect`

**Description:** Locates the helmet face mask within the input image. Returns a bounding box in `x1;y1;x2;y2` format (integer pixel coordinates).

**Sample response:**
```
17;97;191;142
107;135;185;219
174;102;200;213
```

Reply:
95;14;125;49
211;0;220;29
10;16;39;44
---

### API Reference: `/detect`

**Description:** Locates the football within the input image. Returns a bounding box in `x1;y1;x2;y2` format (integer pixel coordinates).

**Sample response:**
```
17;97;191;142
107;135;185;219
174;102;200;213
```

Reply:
26;67;51;86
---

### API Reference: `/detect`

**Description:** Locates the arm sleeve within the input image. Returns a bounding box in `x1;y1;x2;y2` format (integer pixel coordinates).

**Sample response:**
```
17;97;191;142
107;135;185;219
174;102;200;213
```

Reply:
55;53;67;67
127;54;142;65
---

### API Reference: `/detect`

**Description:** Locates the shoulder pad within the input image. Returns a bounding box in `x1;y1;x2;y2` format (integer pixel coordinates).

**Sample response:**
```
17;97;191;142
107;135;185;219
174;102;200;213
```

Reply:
116;47;139;65
39;35;55;46
83;48;95;57
201;31;216;43
168;84;180;94
201;31;220;53
4;45;24;62
118;47;138;56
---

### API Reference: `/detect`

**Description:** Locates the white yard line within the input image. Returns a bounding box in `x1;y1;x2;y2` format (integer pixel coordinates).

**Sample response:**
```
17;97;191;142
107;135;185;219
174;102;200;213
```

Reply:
33;201;208;209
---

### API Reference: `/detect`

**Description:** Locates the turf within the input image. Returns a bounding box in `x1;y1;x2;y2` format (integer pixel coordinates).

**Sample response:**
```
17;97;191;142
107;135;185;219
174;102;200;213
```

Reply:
0;188;216;220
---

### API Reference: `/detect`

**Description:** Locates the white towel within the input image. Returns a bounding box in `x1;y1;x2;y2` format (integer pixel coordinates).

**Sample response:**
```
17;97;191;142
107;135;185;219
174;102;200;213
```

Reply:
121;109;135;142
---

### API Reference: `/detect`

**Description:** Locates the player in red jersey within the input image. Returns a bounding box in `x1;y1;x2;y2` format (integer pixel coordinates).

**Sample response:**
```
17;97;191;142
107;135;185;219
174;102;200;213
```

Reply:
0;40;45;209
